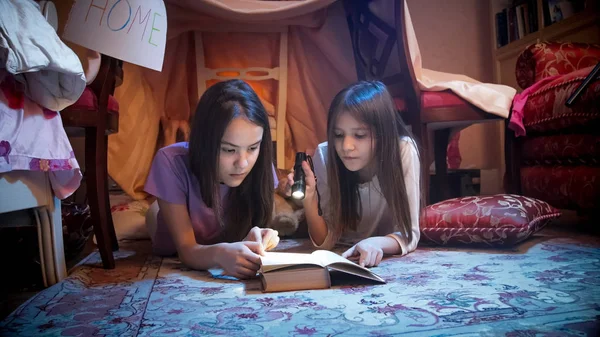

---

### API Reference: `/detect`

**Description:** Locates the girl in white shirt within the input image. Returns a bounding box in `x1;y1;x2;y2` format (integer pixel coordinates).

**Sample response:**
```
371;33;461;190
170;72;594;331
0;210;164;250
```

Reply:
285;81;422;267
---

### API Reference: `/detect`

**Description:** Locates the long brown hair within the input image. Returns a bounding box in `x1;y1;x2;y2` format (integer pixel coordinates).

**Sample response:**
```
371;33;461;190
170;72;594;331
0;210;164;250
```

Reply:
188;79;274;242
326;81;420;241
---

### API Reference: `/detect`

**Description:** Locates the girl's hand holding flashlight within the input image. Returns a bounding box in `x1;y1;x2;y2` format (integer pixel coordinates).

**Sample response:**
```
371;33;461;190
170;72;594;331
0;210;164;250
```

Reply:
301;161;318;204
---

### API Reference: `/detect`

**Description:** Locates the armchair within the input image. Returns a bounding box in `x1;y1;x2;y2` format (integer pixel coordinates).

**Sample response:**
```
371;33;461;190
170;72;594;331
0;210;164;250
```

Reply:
505;42;600;213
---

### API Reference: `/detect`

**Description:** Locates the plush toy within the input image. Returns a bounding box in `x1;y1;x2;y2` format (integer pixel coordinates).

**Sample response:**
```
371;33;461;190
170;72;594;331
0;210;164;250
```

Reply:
270;177;306;237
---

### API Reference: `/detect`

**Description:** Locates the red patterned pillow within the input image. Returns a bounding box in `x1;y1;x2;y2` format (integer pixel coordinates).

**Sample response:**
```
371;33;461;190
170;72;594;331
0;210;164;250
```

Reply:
420;194;561;246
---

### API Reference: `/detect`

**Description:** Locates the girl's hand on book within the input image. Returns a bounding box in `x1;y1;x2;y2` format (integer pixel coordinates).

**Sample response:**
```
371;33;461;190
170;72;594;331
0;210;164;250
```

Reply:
261;228;280;251
342;238;384;267
215;242;263;279
243;226;280;252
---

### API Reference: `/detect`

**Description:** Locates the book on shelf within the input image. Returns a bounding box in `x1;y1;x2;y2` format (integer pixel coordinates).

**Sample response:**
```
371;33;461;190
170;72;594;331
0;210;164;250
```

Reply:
258;250;386;293
495;0;539;48
544;0;585;26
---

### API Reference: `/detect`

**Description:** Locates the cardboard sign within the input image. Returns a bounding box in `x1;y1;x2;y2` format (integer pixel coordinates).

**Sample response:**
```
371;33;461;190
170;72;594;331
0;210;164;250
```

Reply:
63;0;167;71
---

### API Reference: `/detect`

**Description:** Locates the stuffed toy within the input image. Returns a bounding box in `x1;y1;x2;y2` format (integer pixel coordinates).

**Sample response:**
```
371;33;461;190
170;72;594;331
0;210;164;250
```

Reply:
270;176;306;237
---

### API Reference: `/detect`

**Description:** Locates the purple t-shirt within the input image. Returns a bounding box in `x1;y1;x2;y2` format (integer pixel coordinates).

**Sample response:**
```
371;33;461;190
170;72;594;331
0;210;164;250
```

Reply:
144;142;278;255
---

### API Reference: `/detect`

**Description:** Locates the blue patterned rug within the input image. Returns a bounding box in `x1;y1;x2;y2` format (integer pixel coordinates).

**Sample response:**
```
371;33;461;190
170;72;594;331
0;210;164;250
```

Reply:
2;232;599;336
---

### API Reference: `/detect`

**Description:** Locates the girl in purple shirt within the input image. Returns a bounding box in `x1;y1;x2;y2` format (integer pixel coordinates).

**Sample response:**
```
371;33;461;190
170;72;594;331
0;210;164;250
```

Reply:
145;79;280;279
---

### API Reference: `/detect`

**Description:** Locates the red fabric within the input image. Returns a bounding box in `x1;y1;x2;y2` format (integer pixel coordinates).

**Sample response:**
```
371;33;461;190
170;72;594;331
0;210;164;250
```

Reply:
515;42;600;90
521;66;600;133
420;194;560;246
393;97;405;111
0;76;24;109
422;90;469;108
447;131;461;169
71;87;120;114
521;166;600;210
394;90;469;112
508;74;560;137
393;90;468;169
522;134;600;166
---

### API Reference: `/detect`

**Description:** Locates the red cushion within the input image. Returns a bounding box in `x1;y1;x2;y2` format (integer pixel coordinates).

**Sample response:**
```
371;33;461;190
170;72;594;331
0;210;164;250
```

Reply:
420;194;560;246
394;90;471;112
71;87;119;113
521;166;600;210
422;90;470;108
522;66;600;133
515;42;600;90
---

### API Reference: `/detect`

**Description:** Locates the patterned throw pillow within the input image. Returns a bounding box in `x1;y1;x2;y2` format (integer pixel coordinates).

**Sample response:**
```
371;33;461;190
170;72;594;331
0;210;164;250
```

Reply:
93;194;151;245
420;194;561;246
110;199;151;241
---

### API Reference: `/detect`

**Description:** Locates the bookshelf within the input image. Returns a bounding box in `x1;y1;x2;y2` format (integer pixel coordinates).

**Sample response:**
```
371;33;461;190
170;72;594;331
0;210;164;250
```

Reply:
490;0;600;89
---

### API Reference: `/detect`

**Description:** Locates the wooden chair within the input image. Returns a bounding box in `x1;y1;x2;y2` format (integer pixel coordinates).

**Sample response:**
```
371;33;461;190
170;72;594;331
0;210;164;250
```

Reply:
343;0;502;204
194;27;289;169
60;54;122;269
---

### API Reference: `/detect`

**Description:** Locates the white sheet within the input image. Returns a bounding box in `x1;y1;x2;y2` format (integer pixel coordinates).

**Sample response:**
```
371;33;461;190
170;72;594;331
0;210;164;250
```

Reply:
0;0;85;111
372;1;516;118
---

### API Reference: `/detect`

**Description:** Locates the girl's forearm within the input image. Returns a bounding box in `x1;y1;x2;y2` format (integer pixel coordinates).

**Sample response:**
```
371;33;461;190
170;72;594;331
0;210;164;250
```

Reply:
366;236;402;255
178;243;226;271
303;196;329;246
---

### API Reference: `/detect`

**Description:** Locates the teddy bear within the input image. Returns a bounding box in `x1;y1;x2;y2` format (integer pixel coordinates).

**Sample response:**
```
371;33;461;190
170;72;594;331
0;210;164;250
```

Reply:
270;176;306;237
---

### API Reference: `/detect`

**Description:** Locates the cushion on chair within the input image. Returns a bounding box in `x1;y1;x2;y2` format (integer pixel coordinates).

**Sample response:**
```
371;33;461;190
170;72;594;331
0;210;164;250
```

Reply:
521;166;600;210
393;90;470;112
522;134;600;166
70;87;120;114
515;42;600;89
420;194;561;246
521;66;600;133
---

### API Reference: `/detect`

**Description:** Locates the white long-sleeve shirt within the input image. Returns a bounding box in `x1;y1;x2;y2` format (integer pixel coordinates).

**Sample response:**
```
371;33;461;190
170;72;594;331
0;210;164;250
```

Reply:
311;137;421;256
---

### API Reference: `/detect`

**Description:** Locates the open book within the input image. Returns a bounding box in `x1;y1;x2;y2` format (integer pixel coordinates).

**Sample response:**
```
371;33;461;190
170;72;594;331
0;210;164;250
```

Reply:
258;250;386;293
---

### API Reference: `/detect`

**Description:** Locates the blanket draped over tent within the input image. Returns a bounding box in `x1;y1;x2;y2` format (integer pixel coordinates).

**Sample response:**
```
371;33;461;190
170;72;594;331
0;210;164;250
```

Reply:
107;0;515;200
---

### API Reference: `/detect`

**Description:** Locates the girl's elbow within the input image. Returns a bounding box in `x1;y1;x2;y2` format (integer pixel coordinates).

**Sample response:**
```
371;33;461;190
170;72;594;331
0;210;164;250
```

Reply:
176;244;201;269
310;234;334;250
316;241;335;250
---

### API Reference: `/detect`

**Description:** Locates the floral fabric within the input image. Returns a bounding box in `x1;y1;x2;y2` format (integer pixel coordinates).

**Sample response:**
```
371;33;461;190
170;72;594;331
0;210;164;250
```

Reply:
515;42;600;90
521;166;600;210
521;134;600;166
109;193;151;241
521;65;600;134
0;75;81;199
420;194;560;246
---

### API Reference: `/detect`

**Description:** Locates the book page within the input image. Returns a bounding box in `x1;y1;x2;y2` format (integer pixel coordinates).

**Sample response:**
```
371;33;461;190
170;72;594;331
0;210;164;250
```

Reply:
311;250;386;284
311;250;358;266
259;252;323;273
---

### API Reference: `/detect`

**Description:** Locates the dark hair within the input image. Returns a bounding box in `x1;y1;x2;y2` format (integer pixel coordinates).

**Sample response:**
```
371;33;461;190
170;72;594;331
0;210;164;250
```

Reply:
326;80;420;242
188;79;274;242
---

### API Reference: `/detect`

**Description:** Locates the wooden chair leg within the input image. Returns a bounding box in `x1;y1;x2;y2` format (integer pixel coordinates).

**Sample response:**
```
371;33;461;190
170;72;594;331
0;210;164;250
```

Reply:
104;148;119;252
434;129;451;202
85;127;115;269
504;119;522;194
411;122;430;205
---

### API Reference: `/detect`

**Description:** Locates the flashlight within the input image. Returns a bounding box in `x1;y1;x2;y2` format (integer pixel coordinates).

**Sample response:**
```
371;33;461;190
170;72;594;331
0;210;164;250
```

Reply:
291;152;307;200
290;152;322;216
